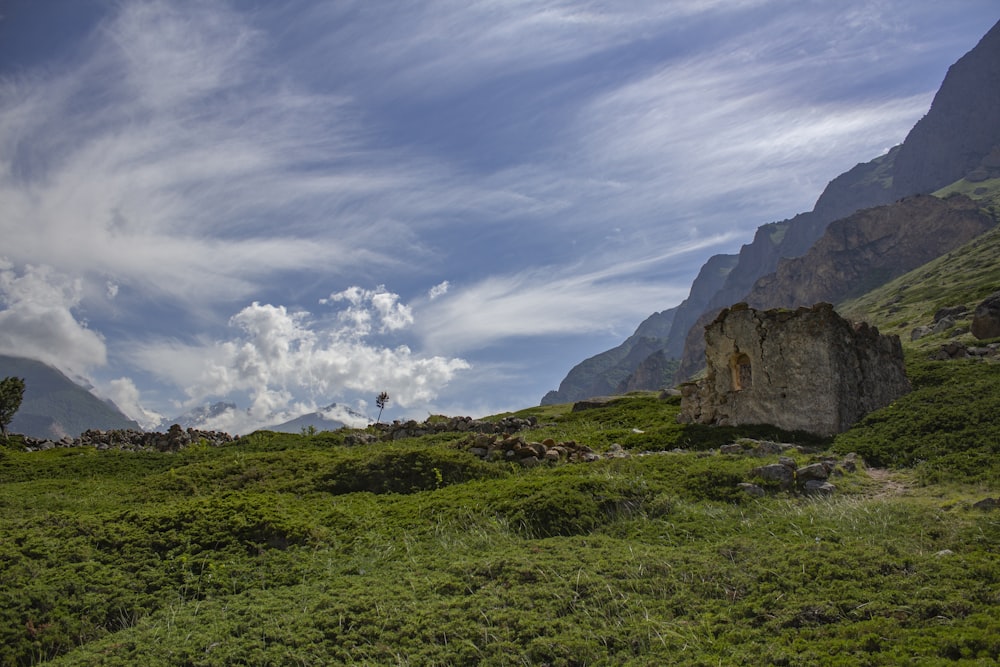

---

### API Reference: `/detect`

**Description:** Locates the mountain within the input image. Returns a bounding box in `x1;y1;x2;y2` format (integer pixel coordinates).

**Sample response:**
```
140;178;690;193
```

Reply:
0;355;140;438
264;404;369;433
545;19;1000;400
540;307;676;404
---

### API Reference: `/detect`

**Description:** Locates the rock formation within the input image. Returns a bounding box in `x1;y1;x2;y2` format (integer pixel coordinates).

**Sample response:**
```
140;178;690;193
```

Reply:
678;303;910;436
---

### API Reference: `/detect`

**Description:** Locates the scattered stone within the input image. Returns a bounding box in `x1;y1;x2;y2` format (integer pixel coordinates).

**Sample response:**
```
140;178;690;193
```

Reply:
934;549;955;558
22;426;235;453
910;325;932;341
973;497;1000;511
737;483;766;498
842;452;862;472
750;463;795;491
796;463;830;483
719;443;744;455
934;305;968;322
803;480;836;496
932;316;956;334
571;397;624;412
932;342;971;360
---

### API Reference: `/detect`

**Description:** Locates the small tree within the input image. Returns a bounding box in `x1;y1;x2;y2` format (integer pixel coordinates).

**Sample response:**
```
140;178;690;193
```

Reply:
0;376;26;441
375;391;389;425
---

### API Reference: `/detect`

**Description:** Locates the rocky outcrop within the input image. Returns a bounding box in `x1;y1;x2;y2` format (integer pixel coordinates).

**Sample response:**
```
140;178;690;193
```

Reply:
971;289;1000;339
615;350;677;394
552;23;1000;398
666;22;1000;382
678;303;910;436
361;414;539;443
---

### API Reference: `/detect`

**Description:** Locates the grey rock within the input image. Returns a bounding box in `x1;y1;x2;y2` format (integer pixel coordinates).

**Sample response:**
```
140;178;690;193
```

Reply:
796;463;830;483
737;483;766;498
750;463;794;490
971;290;1000;340
803;480;836;496
973;497;1000;511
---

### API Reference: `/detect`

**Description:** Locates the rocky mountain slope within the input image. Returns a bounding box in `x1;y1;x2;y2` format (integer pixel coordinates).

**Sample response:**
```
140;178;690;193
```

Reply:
544;19;1000;402
0;355;139;438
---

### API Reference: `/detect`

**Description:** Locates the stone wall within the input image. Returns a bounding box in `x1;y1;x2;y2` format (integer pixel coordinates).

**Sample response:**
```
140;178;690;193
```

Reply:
678;303;910;436
21;424;235;452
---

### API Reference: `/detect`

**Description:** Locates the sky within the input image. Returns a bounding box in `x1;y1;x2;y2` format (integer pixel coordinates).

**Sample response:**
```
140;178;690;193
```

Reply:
0;1;997;433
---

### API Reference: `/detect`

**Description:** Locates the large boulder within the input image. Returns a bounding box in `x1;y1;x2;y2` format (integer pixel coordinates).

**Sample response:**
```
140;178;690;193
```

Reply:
971;290;1000;340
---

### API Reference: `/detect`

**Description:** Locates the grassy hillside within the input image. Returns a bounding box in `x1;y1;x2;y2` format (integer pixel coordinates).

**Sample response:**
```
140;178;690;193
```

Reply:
2;361;999;665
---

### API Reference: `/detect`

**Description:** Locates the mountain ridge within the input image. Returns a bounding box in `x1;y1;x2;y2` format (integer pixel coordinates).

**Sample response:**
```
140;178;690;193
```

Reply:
544;18;1000;401
0;355;140;438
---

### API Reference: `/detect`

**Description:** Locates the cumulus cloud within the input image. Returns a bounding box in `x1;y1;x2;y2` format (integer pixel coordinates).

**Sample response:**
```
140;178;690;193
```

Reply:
323;286;414;335
0;261;107;377
127;288;469;430
102;377;164;429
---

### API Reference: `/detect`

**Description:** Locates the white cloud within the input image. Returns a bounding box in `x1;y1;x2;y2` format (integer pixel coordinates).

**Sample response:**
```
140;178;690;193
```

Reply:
324;286;414;335
321;404;370;429
428;281;450;300
102;377;164;429
0;262;107;377
127;290;469;430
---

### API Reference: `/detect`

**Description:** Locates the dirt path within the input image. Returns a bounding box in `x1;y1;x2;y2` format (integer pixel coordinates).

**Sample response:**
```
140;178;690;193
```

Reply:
865;467;911;498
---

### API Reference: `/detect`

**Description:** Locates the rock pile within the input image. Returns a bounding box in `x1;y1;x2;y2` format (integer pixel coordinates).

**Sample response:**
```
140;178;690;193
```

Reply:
455;433;632;467
353;415;540;444
930;341;1000;360
21;424;234;452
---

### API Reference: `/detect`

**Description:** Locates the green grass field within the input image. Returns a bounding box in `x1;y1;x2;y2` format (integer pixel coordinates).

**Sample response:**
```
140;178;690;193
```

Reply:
2;346;999;665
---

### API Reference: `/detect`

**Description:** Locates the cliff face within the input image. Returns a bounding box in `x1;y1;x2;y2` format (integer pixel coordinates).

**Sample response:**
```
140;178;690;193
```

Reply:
661;253;740;359
671;20;1000;382
674;194;997;381
745;195;996;310
891;22;1000;198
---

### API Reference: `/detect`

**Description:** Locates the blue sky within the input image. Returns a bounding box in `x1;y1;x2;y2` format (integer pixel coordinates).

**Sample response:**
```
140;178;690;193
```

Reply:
0;1;996;432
